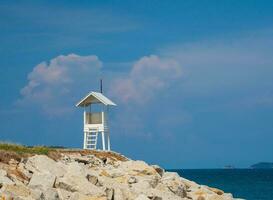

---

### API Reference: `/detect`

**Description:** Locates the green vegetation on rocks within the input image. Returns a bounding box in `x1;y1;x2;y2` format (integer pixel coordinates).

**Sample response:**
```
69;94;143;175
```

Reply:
0;143;54;155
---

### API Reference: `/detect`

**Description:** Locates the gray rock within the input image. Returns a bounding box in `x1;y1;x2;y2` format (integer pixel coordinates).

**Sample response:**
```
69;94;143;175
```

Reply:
113;188;125;200
25;155;66;177
127;176;137;184
74;156;92;165
151;165;165;177
56;188;73;200
131;179;152;194
55;173;105;196
135;194;150;200
42;188;60;200
69;154;105;167
17;162;33;182
86;174;98;185
55;178;77;193
161;172;187;198
105;188;114;200
148;196;162;200
28;172;56;191
0;152;238;200
30;187;43;199
119;160;158;176
0;169;14;185
149;175;160;188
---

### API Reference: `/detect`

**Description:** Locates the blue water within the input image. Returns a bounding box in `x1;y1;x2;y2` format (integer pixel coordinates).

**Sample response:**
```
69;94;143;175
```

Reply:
169;169;273;200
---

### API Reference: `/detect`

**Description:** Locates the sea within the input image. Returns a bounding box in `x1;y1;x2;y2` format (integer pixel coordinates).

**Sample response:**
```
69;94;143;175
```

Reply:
169;169;273;200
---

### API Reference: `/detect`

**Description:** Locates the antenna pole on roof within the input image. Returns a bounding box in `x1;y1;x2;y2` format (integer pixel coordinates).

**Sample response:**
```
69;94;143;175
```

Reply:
100;79;103;93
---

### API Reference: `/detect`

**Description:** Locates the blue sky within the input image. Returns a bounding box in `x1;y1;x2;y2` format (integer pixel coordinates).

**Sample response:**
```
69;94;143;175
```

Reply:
1;0;273;168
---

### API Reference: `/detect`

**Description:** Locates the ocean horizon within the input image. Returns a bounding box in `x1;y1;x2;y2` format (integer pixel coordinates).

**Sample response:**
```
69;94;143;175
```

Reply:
169;168;273;200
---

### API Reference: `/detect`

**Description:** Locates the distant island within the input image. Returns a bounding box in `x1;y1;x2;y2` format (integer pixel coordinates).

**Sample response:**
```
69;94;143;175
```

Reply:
250;162;273;169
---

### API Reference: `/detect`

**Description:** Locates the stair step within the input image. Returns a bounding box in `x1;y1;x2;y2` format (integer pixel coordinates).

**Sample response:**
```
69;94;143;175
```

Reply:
85;132;98;150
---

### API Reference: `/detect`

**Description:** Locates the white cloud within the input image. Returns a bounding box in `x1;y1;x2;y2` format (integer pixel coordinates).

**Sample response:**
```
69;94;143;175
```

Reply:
110;55;182;104
17;29;273;125
18;54;102;115
18;54;183;117
107;30;273;137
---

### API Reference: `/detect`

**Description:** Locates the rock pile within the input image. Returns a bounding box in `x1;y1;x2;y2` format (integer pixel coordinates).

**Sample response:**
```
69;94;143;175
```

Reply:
0;151;242;200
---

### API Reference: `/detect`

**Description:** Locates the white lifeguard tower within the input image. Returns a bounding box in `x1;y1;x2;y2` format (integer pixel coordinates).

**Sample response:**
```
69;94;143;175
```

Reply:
76;91;116;151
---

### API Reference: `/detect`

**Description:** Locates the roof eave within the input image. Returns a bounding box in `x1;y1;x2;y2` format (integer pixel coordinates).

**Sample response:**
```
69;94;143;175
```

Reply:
75;91;117;107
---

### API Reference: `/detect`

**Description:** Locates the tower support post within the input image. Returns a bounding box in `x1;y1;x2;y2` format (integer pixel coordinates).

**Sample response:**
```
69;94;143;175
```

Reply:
101;131;105;150
107;131;111;151
83;131;87;149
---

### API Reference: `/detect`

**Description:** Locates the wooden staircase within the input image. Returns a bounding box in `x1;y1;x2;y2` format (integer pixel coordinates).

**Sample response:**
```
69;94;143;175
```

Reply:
86;132;98;150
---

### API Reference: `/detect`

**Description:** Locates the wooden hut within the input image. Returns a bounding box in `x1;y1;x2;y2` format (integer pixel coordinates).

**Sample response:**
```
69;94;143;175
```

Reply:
76;91;116;150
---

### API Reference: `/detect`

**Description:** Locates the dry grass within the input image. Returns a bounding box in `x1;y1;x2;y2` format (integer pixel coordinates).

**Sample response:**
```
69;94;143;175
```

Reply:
0;142;128;164
65;149;128;161
0;143;53;155
0;150;25;163
0;143;59;164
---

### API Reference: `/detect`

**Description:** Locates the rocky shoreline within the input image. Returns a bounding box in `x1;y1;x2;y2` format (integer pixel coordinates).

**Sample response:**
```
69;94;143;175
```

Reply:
0;150;243;200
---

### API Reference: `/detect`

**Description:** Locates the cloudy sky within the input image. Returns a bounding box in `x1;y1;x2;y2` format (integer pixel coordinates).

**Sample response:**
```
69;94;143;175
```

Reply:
1;0;273;168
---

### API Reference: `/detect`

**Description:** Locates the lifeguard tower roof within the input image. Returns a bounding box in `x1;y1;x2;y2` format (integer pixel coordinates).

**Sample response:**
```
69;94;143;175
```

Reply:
76;91;117;107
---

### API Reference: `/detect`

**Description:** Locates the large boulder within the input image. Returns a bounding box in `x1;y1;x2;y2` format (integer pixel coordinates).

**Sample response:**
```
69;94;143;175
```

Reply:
119;160;158;176
0;151;238;200
55;162;105;196
131;179;152;193
0;169;14;185
17;162;33;181
25;155;66;176
160;172;187;198
28;171;56;191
